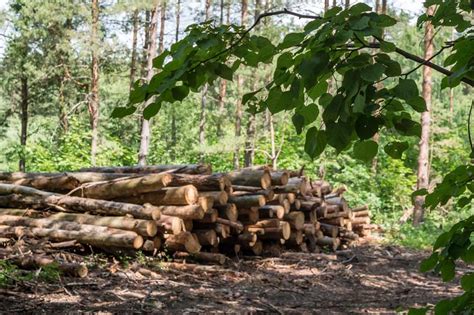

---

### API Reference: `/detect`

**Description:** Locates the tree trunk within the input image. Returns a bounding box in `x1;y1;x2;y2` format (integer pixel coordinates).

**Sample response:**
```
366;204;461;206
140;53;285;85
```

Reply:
19;77;28;172
138;1;160;166
89;0;100;166
116;185;199;206
413;5;434;226
233;0;248;170
216;0;229;137
324;0;329;12
170;0;180;160
156;205;205;220
164;231;201;253
129;9;139;90
344;0;350;8
79;163;212;174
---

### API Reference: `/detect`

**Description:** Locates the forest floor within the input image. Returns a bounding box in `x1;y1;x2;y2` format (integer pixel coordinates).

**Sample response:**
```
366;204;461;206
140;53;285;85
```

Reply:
0;241;463;314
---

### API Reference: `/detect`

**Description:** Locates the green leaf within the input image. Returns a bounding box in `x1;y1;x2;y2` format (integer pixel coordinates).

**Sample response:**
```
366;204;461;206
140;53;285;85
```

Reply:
308;81;328;101
384;141;409;159
304;19;324;33
434;232;452;250
348;3;372;15
420;252;439;272
171;85;190;101
324;6;342;18
355;116;378;140
353;140;378;162
360;63;385;82
412;188;429;198
143;101;162;120
460;273;474;291
243;90;260;105
440;260;455;282
394;79;419;101
297;103;319;126
279;32;305;49
350;16;370;31
319;93;333;108
111;106;137;118
298;51;330;89
434;299;455;315
380;41;396;53
305;127;327;159
326;121;352;153
461;246;474;263
292;113;305;135
215;63;233;80
406;96;427;113
322;94;344;123
457;196;471;208
152;51;169;69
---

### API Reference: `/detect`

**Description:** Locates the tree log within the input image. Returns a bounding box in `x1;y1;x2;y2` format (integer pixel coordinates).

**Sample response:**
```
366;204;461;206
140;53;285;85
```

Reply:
304;223;316;236
69;173;172;200
199;191;228;205
46;212;157;237
319;217;344;226
215;203;238;222
270;171;289;186
256;222;291;240
156;205;204;220
284;212;305;230
258;205;285;219
241;240;262;256
352;204;369;212
0;191;160;220
7;254;88;278
193;229;218;246
174;251;226;264
156;215;184;234
226;169;271;189
228;194;265;208
163;232;201;253
199;196;214;212
274;177;308;194
117;185;199;206
316;236;340;251
78;164;212;175
286;229;303;246
0;225;143;249
319;223;339;238
351;216;370;226
238;208;259;224
215;217;243;232
198;208;218;223
167;173;229;191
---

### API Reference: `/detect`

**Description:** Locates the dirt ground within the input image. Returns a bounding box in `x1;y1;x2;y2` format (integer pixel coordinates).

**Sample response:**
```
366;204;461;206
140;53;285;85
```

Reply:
0;242;462;314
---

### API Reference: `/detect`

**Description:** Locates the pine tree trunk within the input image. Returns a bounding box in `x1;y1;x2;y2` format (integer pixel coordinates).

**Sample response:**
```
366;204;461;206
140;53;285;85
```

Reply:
19;77;28;172
138;1;160;166
170;0;180;160
129;9;139;90
345;0;350;8
324;0;329;11
413;5;434;226
216;0;229;137
89;0;100;167
233;0;248;170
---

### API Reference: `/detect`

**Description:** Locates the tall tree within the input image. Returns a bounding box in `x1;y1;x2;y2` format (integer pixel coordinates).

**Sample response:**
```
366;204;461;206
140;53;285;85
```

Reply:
129;9;139;90
89;0;100;166
413;5;435;226
243;0;261;167
199;0;212;162
138;0;160;166
216;0;229;137
233;0;248;169
170;0;180;160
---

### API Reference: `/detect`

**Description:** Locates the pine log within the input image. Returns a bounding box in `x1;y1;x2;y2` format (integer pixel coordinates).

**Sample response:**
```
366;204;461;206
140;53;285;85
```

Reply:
320;217;344;226
228;194;265;208
215;223;230;239
0;208;43;218
292;199;301;210
341;231;359;241
198;208;218;223
304;223;316;236
352;204;369;212
305;234;320;253
274;177;308;194
286;193;296;204
299;195;323;205
262;242;283;257
246;218;281;229
167;173;229;191
226;169;272;189
156;215;185;234
193;229;218;246
258;205;285;219
354;210;370;217
143;237;161;251
312;180;332;195
231;187;274;201
0;192;160;220
199;196;214;212
7;255;88;278
215;203;238;222
0;225;143;249
326;204;340;214
174;251;226;265
344;219;353;231
325;196;349;212
215;218;244;232
316;236;340;251
238;232;257;247
315;205;327;218
241;240;262;256
257;222;291;240
117;185;199;206
238;208;259;224
199;191;228;205
164;232;201;253
69;173;172;200
270;171;289;186
266;198;290;213
351;216;370;226
47;212;157;237
183;220;193;232
324;210;354;220
299;200;317;212
284;212;305;230
319;222;339;238
78;164;212;175
156;205;205;220
286;229;303;246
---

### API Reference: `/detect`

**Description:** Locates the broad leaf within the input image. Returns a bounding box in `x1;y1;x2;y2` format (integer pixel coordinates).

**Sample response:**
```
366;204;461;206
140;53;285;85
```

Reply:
353;140;378;162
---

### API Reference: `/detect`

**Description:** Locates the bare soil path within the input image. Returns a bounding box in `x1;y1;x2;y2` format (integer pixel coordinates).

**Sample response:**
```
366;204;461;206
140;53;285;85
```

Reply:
0;243;462;314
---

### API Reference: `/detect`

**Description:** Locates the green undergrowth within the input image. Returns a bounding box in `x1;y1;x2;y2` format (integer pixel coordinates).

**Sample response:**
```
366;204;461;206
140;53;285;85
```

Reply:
0;260;62;287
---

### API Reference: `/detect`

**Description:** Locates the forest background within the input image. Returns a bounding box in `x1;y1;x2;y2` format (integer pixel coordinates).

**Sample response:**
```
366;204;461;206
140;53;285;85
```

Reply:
0;0;472;249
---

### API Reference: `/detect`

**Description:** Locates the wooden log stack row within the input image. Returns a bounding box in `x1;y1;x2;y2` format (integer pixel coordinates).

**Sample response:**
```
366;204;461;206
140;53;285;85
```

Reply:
0;164;375;266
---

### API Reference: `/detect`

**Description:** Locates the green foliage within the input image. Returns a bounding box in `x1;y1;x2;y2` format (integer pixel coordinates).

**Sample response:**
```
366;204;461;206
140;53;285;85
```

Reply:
0;260;61;287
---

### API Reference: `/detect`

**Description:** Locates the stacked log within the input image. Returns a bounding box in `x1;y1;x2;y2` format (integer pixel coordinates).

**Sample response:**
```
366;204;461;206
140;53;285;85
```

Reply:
0;163;376;267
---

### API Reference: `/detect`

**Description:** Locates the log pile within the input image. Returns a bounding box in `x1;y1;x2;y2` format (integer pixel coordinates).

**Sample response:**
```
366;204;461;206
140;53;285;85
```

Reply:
0;164;375;267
